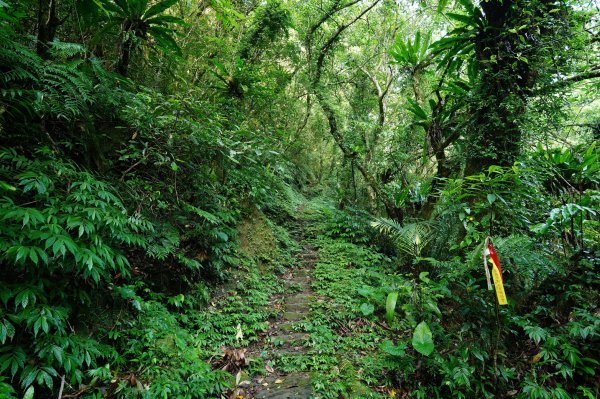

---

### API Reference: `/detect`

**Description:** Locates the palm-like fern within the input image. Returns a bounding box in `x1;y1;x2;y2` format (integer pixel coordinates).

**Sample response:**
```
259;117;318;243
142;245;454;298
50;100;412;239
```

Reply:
94;0;184;76
371;218;434;257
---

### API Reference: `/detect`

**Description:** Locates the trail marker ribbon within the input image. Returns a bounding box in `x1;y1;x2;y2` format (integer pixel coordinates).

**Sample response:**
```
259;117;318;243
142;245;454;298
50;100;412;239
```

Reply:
483;237;508;305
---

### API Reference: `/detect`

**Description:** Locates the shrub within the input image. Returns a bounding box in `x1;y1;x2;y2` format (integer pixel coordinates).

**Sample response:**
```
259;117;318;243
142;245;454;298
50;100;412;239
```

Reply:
0;147;152;395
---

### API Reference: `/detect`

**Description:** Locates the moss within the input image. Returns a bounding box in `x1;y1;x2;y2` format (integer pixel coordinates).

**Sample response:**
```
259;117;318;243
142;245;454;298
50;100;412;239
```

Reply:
237;209;279;265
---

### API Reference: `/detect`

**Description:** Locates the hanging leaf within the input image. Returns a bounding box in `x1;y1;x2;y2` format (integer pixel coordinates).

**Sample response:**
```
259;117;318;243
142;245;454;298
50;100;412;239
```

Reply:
412;31;421;63
386;292;398;324
419;30;432;62
446;12;476;26
143;0;178;19
406;98;428;120
412;321;434;356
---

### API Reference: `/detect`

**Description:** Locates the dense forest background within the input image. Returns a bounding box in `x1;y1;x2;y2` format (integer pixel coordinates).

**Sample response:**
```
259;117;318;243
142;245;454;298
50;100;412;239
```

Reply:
0;0;598;397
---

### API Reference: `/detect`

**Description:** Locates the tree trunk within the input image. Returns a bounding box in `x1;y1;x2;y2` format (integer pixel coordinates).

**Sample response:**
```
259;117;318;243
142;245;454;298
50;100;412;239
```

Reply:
464;0;526;175
36;0;59;58
117;35;133;76
419;147;453;219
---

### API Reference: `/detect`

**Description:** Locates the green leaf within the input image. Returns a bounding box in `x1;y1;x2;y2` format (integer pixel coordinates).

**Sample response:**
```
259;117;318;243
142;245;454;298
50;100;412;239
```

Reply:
419;271;430;283
406;99;428;120
23;385;34;399
214;230;228;241
487;193;497;204
359;303;374;316
146;14;185;26
412;321;434;356
124;0;148;18
446;12;476;26
524;325;547;345
381;340;406;357
148;26;182;57
0;181;16;191
437;0;449;13
386;292;398;324
143;0;178;19
455;0;475;13
29;249;39;265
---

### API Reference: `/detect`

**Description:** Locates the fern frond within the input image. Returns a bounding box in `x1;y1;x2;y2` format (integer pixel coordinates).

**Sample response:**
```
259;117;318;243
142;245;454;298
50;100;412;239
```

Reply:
372;218;434;257
48;41;87;59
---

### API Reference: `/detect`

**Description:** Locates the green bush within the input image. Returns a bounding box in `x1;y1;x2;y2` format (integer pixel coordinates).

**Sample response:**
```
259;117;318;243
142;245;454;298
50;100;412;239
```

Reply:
0;147;155;394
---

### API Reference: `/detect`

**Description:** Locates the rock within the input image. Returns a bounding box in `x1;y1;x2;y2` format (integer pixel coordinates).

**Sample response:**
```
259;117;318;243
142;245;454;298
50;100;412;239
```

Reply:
254;373;313;399
283;311;306;321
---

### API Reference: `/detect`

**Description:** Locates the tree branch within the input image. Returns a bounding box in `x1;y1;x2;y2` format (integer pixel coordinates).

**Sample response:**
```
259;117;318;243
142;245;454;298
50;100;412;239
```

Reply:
309;0;398;215
314;0;381;85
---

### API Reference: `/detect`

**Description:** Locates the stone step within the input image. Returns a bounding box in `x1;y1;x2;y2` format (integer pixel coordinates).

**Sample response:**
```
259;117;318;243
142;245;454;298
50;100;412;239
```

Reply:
284;302;310;313
283;311;306;321
279;322;295;332
268;346;308;356
287;278;311;287
254;373;312;399
269;332;308;346
250;228;315;399
287;293;315;304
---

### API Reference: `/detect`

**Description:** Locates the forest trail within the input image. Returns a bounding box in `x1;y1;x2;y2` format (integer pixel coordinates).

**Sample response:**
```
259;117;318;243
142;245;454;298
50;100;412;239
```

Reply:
245;220;319;399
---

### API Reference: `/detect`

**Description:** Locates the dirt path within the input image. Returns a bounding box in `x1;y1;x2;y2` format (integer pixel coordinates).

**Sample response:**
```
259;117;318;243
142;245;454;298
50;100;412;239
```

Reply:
245;234;319;399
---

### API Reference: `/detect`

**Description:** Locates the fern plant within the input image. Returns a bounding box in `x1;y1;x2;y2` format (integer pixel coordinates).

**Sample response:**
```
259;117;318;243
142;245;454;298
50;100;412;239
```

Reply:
0;17;43;122
0;17;103;136
371;218;434;258
94;0;184;76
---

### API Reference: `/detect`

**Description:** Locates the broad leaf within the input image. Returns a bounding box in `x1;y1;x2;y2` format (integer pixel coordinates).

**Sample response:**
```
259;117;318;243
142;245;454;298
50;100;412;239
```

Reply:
406;99;428;120
412;321;434;356
386;292;398;324
146;15;186;26
446;12;476;26
143;0;178;19
360;303;374;316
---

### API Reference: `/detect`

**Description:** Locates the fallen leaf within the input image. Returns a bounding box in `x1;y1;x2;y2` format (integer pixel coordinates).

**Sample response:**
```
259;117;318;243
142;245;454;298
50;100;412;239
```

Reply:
275;379;284;384
265;364;274;373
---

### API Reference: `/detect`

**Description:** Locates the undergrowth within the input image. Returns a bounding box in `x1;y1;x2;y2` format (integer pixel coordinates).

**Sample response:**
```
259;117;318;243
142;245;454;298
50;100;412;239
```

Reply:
279;198;598;399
